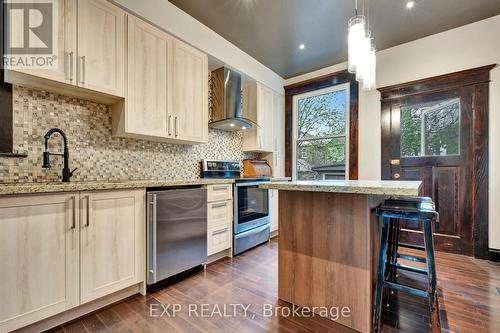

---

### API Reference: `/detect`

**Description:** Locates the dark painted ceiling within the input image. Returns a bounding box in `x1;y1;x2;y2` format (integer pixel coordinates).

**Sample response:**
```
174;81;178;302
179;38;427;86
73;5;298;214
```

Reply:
169;0;500;78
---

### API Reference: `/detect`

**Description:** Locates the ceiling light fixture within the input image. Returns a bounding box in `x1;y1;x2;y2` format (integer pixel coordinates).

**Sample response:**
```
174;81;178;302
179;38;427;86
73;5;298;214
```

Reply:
406;1;415;9
299;43;305;50
347;0;376;90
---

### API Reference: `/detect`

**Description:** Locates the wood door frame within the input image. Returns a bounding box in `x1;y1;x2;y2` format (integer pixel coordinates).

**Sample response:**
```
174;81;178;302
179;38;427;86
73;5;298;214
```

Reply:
284;70;359;179
379;64;496;259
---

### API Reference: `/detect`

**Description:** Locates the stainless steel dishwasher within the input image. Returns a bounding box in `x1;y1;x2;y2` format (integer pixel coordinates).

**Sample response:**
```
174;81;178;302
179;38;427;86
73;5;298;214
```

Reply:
147;186;207;285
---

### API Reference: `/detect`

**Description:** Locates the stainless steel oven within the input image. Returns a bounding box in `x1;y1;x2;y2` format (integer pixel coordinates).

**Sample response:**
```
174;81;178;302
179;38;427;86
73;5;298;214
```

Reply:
233;179;270;255
234;180;270;234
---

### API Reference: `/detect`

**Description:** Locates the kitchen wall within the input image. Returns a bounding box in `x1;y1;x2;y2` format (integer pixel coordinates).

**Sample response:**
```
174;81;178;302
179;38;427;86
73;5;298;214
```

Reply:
285;14;500;250
0;81;256;183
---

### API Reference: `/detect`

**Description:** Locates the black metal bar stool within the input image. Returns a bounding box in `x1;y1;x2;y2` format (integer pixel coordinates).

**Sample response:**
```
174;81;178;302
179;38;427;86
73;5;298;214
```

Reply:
373;197;441;333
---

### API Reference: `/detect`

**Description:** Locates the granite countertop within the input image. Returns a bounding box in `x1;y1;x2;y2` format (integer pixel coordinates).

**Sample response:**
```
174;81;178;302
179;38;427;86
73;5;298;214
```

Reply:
0;179;235;196
260;180;422;196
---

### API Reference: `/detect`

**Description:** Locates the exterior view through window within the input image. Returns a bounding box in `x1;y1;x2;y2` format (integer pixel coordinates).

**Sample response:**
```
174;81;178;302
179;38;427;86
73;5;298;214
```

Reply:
293;83;350;180
400;98;460;157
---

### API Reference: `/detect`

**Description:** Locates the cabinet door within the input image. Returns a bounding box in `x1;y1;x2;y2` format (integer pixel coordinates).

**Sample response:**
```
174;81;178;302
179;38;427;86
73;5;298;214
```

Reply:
0;193;79;333
172;39;208;143
269;190;279;232
80;189;145;304
77;0;125;96
127;16;172;137
5;0;77;84
258;85;274;152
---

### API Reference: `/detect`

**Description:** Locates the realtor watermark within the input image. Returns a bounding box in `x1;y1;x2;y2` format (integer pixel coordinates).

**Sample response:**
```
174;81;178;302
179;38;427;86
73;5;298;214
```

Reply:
150;303;351;321
2;0;58;69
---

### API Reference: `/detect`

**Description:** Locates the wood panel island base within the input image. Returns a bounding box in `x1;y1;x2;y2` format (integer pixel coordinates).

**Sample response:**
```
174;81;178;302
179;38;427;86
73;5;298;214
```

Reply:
260;180;422;333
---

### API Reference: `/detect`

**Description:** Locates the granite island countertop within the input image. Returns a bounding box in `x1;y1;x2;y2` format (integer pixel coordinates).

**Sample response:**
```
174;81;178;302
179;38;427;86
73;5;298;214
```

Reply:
0;178;235;196
260;179;422;196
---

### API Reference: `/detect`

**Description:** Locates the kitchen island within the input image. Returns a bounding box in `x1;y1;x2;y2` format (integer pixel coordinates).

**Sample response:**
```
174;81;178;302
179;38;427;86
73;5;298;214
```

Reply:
259;180;422;333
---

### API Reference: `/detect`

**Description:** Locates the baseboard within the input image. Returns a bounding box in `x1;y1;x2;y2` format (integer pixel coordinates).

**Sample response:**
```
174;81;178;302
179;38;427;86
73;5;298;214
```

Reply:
490;249;500;263
13;284;142;333
270;230;278;239
207;248;232;263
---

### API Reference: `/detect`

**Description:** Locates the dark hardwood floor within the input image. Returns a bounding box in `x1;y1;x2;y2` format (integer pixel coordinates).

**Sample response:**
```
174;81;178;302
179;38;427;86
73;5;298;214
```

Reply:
47;238;500;333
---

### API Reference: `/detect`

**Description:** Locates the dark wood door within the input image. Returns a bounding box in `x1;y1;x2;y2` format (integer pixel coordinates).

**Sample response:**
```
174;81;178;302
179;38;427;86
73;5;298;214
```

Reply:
380;65;494;258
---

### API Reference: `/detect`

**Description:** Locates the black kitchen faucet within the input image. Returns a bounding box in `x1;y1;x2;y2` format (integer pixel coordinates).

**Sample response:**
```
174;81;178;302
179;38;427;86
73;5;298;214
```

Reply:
42;128;77;182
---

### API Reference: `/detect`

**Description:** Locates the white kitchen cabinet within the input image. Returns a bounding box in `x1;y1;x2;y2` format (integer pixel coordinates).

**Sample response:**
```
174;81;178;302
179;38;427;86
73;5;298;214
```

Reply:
242;83;280;153
77;0;125;97
112;18;208;144
206;185;233;256
269;189;279;233
0;193;79;333
113;16;172;139
172;39;209;144
79;189;145;304
4;0;77;85
207;225;232;256
4;0;125;102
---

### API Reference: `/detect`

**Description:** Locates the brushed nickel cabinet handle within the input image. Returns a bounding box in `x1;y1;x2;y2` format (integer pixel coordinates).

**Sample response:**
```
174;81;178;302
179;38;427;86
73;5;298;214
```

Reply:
212;185;228;191
175;116;179;137
168;115;172;136
79;56;86;84
70;196;76;229
69;51;74;82
212;202;227;208
85;195;90;227
65;52;70;81
212;227;228;236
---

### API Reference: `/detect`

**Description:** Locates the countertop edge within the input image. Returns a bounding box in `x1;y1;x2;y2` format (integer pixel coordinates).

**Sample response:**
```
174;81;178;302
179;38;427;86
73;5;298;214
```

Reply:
259;182;421;196
0;179;235;196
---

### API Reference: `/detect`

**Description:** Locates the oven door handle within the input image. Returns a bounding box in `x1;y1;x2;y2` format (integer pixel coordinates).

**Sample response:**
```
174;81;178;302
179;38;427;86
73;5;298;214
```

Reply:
235;182;269;187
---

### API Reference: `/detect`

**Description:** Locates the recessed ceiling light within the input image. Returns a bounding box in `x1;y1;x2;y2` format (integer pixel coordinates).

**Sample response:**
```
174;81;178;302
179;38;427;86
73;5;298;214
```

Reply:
406;1;415;9
299;44;305;50
242;126;247;130
230;123;235;127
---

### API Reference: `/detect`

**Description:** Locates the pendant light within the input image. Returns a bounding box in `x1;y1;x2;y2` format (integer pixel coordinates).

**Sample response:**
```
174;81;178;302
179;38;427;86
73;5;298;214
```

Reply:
347;0;376;90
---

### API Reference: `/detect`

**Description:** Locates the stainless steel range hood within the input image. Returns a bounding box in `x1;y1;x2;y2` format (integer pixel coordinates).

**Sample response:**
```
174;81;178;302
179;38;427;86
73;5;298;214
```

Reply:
209;67;256;131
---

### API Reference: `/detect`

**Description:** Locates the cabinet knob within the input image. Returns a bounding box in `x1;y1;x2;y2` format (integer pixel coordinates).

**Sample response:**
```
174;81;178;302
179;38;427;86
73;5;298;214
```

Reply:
393;173;401;179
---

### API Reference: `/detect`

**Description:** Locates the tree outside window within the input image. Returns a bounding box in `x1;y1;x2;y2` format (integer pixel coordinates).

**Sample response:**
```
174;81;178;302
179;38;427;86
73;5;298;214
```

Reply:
294;85;349;180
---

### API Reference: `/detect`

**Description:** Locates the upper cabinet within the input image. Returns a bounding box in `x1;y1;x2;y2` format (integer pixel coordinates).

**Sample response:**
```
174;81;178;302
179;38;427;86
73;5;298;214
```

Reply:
112;17;208;145
4;0;77;85
4;0;125;102
242;83;281;153
77;0;125;96
172;39;209;143
118;16;172;138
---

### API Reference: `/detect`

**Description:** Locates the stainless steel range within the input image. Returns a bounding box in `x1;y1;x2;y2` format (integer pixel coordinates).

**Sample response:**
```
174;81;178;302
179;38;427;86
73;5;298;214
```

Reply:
201;159;270;255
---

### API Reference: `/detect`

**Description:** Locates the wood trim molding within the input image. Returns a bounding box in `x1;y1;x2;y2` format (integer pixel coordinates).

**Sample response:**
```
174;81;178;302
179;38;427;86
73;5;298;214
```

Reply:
379;65;495;259
378;64;497;101
284;70;359;179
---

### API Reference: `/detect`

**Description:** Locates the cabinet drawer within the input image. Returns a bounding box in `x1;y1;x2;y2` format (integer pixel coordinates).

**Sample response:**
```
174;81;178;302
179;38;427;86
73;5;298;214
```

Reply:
207;225;232;256
208;200;233;229
207;184;232;202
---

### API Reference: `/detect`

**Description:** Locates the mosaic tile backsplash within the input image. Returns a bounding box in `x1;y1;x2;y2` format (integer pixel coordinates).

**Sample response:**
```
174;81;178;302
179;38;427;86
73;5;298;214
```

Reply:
0;85;257;183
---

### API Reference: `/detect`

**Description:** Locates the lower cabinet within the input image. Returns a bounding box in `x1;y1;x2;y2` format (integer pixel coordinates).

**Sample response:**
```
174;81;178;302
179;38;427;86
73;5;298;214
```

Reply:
80;189;145;303
0;189;145;332
270;189;279;233
0;193;80;333
207;185;233;256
